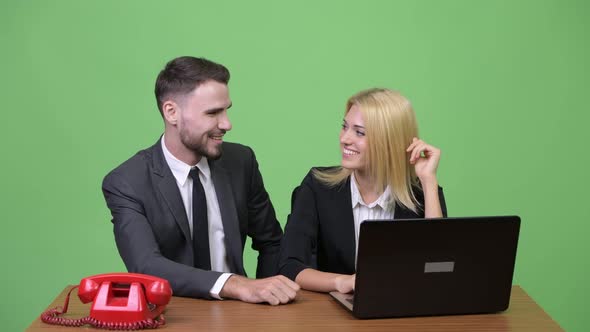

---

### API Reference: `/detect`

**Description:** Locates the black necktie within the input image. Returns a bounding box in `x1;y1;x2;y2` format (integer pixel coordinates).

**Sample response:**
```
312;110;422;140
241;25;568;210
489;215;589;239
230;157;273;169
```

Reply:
189;167;211;270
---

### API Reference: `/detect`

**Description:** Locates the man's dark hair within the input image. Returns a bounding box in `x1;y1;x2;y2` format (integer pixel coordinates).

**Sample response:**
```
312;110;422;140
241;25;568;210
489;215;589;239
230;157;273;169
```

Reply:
155;56;230;115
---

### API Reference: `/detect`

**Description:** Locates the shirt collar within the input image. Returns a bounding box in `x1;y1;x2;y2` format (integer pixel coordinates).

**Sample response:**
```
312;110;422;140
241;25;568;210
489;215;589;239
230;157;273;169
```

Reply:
161;135;211;186
350;172;393;210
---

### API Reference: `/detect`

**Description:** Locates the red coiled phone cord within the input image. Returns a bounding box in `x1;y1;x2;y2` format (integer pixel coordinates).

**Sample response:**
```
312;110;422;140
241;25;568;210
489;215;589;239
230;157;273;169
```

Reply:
40;286;166;330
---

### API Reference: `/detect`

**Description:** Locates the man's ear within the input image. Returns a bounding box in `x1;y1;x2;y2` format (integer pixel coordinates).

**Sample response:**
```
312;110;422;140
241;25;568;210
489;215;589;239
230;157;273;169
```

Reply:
162;100;179;126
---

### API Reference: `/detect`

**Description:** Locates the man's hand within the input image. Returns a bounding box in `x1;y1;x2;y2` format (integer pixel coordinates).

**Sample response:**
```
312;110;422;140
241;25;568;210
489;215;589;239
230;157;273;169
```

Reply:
220;275;300;305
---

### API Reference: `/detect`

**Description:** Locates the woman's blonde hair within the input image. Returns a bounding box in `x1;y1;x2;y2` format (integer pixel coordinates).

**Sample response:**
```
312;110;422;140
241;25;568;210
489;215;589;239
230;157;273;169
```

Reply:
313;88;421;212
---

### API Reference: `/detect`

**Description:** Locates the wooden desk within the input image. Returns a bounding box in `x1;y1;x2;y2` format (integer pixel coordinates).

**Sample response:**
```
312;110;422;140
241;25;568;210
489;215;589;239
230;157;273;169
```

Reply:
27;285;562;331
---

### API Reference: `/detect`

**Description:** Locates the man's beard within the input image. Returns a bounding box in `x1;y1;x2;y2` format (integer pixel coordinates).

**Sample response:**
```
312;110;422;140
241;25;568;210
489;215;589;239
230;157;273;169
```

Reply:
179;128;223;160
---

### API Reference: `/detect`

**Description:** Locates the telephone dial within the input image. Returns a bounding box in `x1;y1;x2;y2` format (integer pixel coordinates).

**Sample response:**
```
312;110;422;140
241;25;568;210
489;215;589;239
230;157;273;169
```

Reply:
41;273;172;330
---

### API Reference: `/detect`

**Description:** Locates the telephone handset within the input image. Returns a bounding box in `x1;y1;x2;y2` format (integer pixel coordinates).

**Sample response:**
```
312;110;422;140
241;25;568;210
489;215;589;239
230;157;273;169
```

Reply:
41;272;172;330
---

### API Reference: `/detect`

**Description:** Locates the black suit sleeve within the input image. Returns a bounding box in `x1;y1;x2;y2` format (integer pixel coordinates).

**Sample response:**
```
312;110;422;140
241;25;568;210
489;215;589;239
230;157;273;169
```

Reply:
440;187;448;217
102;171;222;299
278;172;319;281
243;148;283;278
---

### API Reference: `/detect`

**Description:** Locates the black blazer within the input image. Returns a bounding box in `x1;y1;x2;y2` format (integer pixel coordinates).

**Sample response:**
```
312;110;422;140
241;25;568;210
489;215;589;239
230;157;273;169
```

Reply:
278;167;447;281
102;138;282;299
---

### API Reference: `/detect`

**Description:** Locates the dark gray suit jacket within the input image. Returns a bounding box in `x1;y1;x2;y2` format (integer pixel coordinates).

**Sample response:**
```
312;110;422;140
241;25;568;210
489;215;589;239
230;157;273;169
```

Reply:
279;167;447;281
102;138;282;299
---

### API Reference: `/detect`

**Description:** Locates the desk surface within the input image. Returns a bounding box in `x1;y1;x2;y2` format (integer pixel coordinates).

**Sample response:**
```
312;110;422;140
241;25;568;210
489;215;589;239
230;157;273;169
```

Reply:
27;285;562;331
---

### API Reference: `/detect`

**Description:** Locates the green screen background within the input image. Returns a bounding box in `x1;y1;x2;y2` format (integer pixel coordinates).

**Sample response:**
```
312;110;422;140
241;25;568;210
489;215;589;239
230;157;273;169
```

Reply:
1;1;588;330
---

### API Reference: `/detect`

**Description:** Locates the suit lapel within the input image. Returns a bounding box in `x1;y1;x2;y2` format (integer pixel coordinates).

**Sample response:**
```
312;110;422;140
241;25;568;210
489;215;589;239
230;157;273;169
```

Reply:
209;162;245;275
334;177;357;271
394;201;421;219
151;139;192;243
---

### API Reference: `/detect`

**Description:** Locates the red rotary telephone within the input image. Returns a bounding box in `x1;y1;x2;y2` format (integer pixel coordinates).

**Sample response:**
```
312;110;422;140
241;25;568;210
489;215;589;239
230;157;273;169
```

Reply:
41;273;172;330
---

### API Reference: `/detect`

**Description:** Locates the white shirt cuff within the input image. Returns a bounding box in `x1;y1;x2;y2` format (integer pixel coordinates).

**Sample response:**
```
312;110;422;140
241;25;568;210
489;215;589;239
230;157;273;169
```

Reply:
210;273;233;300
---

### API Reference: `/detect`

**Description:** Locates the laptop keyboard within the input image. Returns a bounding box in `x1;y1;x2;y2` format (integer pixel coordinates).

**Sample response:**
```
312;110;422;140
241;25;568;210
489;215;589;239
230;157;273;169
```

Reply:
346;296;354;305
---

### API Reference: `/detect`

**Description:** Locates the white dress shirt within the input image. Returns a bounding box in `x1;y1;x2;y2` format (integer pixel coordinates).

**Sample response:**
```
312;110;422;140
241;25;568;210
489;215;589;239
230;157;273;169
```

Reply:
350;173;395;266
161;138;232;299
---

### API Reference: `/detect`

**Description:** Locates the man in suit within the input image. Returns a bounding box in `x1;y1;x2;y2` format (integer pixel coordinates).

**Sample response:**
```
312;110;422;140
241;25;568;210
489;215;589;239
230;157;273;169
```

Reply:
102;56;299;304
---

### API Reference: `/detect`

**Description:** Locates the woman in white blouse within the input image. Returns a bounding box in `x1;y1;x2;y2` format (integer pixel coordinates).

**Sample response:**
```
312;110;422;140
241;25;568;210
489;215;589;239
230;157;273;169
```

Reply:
278;88;447;293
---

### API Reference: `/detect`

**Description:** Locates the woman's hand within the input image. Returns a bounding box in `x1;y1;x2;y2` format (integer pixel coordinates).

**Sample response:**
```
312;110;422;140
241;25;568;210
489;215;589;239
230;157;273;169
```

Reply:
295;269;356;293
334;274;356;293
406;137;441;184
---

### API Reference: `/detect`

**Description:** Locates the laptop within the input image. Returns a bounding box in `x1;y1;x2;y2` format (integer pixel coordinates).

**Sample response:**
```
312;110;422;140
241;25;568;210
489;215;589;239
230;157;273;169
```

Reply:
330;216;520;319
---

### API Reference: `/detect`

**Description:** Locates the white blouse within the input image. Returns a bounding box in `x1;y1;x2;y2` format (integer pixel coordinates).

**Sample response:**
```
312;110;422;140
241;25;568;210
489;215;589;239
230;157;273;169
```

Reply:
350;173;395;266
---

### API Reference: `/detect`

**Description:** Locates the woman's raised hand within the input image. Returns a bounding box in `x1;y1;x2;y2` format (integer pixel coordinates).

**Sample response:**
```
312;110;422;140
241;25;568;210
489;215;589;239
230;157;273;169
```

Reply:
406;137;441;183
